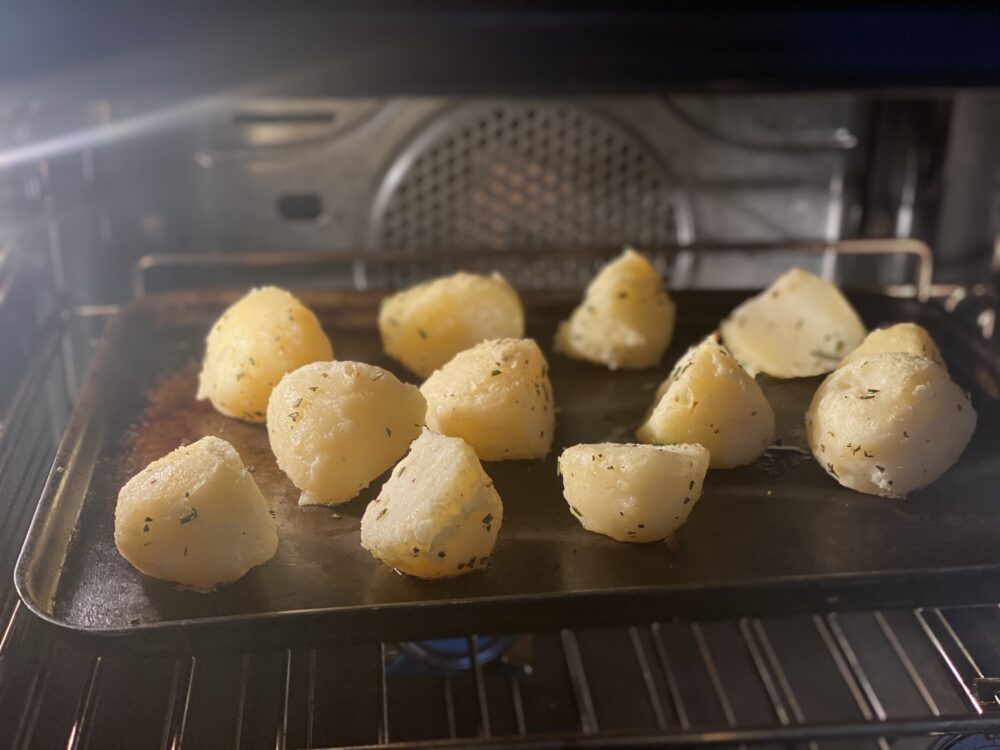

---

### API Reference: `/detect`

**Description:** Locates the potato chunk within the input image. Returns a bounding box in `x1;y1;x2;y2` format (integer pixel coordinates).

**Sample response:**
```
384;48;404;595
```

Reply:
636;336;775;469
114;436;278;592
806;352;976;498
197;287;333;422
554;248;675;370
559;442;709;545
360;430;502;579
266;361;426;505
421;338;554;460
378;272;525;378
837;322;944;370
720;268;866;378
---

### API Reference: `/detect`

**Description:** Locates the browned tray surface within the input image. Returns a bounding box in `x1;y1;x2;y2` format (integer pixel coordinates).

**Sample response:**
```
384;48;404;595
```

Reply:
15;289;1000;648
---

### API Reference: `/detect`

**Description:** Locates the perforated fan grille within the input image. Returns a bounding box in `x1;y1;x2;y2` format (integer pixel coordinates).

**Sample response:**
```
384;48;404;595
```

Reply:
372;104;685;254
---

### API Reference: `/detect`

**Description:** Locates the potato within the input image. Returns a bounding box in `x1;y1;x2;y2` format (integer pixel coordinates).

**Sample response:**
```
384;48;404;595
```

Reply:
837;322;944;370
720;268;866;378
559;442;709;545
267;361;426;505
636;335;775;469
379;272;525;378
806;352;976;498
360;429;502;579
114;436;278;592
421;338;554;460
554;248;675;370
197;287;333;422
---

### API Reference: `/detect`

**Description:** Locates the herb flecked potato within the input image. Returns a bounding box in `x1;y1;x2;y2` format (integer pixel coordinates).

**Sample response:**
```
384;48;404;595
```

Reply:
806;352;976;498
360;429;502;579
837;322;944;371
267;361;426;506
554;248;676;370
559;442;709;546
378;271;525;378
197;287;333;422
637;335;775;469
115;436;278;592
421;338;554;460
720;268;866;378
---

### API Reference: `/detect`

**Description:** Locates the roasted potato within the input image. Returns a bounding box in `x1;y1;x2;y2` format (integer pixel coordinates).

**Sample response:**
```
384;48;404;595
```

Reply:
378;272;525;378
554;248;675;370
421;338;554;460
197;287;333;422
637;335;775;469
806;352;976;497
267;361;426;505
720;268;866;378
114;436;278;592
360;429;502;579
837;322;944;370
559;442;709;545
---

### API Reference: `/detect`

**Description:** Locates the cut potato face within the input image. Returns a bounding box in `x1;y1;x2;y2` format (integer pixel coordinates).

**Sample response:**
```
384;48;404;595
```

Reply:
114;436;278;592
266;361;426;506
806;352;976;498
379;272;525;378
197;287;333;423
837;322;944;370
360;429;502;579
559;442;709;545
719;268;866;378
554;248;675;370
636;336;775;469
421;338;554;460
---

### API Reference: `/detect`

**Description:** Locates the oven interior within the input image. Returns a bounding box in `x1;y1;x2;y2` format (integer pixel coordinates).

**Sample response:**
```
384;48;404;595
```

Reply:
4;9;1000;747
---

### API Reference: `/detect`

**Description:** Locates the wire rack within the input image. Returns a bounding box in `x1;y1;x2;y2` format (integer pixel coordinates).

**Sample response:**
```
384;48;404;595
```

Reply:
2;252;1000;748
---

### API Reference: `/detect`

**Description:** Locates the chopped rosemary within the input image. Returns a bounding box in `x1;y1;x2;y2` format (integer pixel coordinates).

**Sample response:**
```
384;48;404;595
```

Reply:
491;370;501;376
179;508;198;525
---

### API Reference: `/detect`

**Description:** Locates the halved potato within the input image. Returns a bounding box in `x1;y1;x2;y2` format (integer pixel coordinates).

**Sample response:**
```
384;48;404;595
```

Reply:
421;338;554;460
197;287;333;422
806;352;976;498
559;442;709;545
837;322;944;370
636;335;775;469
266;361;426;505
719;268;866;378
554;248;675;370
360;429;502;579
115;436;278;592
379;272;525;378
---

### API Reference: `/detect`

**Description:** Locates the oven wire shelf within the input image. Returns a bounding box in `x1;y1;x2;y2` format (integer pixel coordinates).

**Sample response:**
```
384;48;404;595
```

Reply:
2;243;1000;747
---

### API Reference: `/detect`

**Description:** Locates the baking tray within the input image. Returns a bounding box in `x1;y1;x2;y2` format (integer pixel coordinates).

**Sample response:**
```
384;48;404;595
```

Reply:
15;288;1000;650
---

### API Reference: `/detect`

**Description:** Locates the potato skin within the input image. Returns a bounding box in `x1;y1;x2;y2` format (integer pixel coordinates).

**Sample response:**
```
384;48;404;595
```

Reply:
720;268;866;378
197;287;333;423
837;323;944;370
560;442;709;545
114;436;278;592
637;336;775;469
806;352;976;498
421;338;555;460
360;430;502;579
378;272;525;378
267;361;426;505
554;248;675;370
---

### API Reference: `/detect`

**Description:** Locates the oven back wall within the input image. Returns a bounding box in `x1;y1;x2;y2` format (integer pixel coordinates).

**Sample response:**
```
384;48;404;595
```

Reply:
1;95;866;304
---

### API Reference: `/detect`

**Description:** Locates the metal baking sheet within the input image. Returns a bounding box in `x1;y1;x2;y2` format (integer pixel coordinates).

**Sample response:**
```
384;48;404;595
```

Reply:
15;289;1000;648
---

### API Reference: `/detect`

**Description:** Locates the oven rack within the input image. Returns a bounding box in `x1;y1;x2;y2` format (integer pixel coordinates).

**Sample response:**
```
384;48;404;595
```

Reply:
2;244;1000;747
